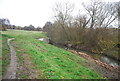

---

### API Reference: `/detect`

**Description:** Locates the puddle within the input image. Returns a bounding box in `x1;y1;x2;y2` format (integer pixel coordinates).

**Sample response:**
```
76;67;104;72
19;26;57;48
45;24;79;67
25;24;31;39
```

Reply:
38;38;44;41
38;38;50;43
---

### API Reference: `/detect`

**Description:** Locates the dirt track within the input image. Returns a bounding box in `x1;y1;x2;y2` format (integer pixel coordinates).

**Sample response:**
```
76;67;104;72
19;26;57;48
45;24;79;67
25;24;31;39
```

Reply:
3;38;18;79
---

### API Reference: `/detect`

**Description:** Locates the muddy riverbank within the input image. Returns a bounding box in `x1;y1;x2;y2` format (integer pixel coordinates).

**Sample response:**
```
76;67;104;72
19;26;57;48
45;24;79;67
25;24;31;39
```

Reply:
48;39;120;68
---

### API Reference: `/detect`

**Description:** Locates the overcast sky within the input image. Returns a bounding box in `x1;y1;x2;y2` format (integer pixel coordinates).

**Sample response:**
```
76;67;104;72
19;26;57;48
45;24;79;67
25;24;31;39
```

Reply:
0;0;119;27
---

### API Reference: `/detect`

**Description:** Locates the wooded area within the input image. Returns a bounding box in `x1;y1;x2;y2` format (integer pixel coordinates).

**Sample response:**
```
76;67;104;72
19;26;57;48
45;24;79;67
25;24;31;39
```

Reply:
43;0;120;60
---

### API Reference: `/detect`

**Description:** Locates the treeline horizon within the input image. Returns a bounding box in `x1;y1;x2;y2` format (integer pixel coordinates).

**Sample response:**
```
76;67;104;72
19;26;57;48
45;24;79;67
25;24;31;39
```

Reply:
0;18;42;31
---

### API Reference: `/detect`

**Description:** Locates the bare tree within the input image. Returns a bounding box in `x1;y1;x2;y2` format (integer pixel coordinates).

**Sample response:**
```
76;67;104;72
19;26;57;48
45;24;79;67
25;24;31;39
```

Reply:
82;0;117;28
75;14;91;28
82;0;101;28
103;2;118;28
53;1;74;41
117;1;120;28
0;18;10;31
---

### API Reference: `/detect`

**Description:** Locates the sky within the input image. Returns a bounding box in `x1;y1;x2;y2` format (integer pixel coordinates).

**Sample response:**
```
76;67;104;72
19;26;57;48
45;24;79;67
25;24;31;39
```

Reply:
0;0;119;27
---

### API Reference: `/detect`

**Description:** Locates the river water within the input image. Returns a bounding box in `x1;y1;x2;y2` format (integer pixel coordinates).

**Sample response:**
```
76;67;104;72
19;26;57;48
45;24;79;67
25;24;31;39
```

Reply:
100;55;120;67
87;52;120;68
38;38;120;68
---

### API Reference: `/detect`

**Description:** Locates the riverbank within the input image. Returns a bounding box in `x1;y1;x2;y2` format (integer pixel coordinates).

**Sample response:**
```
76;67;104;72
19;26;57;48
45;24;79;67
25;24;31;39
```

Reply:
49;42;120;78
40;38;120;78
47;36;119;64
47;39;120;68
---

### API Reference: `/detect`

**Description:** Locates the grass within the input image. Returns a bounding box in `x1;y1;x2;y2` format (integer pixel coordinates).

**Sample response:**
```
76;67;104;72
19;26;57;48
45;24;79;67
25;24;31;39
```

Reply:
0;32;10;77
0;32;2;79
2;29;103;79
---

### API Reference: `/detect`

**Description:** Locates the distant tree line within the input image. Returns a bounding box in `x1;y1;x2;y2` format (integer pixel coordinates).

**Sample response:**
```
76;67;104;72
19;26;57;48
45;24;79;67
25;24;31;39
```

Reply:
0;18;42;31
22;25;42;31
43;0;120;60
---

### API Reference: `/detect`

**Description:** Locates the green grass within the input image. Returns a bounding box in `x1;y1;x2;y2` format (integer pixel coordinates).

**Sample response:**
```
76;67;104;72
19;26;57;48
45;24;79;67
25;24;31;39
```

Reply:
2;29;102;79
0;32;2;79
0;33;10;77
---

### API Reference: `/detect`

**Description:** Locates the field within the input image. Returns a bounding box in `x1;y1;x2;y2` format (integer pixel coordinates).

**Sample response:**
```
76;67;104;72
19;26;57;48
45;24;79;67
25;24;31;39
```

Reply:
2;30;102;79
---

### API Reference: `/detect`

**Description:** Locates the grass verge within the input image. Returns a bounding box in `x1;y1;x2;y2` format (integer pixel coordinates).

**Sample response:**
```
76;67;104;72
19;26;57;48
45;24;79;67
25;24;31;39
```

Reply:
1;34;10;77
